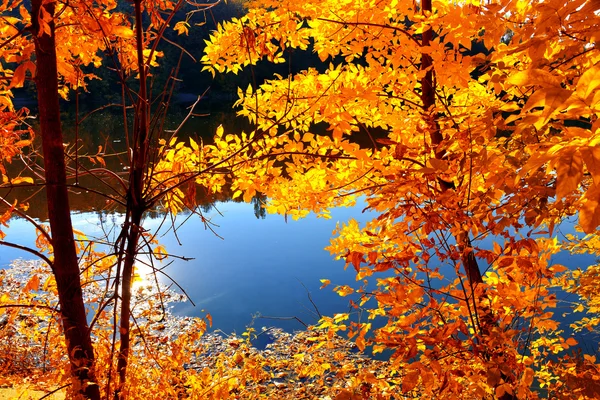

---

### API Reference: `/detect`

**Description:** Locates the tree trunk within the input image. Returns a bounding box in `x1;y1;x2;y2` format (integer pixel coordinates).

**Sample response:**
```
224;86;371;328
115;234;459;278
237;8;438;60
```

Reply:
420;0;484;305
31;1;100;399
420;2;516;398
114;210;143;399
115;0;149;397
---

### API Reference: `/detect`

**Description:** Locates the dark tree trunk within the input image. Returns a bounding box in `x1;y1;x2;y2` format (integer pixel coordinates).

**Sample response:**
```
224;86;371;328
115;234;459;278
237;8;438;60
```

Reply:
419;2;516;398
115;0;149;397
31;1;100;399
419;0;484;296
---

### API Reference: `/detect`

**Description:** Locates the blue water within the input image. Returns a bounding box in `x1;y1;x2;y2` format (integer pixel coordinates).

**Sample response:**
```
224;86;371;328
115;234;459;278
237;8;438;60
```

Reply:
1;201;371;334
149;201;370;333
2;199;598;356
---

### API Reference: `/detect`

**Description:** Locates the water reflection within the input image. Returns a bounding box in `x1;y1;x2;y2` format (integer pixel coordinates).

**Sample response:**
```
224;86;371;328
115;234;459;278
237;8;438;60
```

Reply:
1;109;597;347
0;108;254;221
0;107;373;334
1;196;370;334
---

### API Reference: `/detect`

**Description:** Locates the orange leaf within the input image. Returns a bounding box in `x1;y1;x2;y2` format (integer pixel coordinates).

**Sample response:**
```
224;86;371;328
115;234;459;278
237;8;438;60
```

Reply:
580;146;600;185
23;274;40;293
334;390;361;400
346;251;363;272
112;25;134;39
487;368;502;387
555;149;583;199
498;257;514;268
402;369;420;393
579;183;600;233
565;337;578;346
9;64;26;89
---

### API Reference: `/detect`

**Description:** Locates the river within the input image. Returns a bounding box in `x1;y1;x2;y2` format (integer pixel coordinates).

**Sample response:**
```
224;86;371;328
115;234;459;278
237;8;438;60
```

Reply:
0;106;596;351
0;106;371;335
1;198;371;335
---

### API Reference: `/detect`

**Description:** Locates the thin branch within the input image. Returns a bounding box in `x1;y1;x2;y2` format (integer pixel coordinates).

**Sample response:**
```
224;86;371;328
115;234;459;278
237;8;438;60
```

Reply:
256;314;308;328
37;383;71;400
317;17;421;47
0;240;53;269
296;278;322;319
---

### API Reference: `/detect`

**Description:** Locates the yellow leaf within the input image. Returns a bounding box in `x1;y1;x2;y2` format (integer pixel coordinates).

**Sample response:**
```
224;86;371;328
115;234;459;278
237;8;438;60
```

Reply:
576;64;600;102
43;276;56;292
153;245;168;260
319;279;331;289
579;183;600;233
335;285;354;296
174;21;190;36
333;313;349;323
10;176;33;185
555;149;583;199
112;25;134;39
522;88;572;121
190;137;199;151
506;68;561;88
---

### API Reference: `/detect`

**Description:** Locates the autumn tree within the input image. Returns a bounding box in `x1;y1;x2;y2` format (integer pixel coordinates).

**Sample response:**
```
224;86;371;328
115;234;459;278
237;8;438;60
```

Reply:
199;0;600;398
2;0;600;398
0;0;230;398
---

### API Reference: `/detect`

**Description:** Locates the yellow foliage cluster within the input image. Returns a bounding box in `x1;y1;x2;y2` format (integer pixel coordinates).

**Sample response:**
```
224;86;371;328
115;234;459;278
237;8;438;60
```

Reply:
193;0;600;398
2;0;600;398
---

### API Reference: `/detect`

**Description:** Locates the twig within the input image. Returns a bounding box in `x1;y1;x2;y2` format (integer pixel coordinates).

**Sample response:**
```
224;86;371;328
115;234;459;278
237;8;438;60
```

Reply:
257;315;308;328
0;241;53;269
296;278;322;319
37;383;71;400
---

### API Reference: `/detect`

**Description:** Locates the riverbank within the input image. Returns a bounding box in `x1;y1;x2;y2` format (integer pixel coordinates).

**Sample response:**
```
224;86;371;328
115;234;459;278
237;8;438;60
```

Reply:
0;260;391;399
0;328;387;399
0;386;65;400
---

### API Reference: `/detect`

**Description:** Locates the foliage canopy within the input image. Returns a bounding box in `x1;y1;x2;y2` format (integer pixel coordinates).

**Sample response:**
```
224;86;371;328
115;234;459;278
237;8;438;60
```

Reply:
1;0;600;399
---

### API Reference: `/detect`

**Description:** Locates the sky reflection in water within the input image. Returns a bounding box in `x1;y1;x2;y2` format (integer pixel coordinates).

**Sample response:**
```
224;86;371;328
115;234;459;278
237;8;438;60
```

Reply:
1;200;371;334
1;200;597;350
